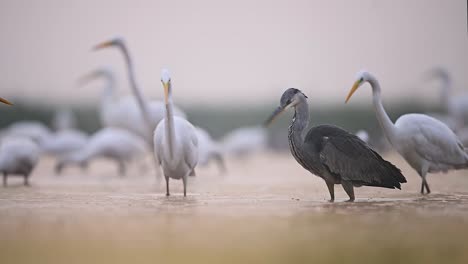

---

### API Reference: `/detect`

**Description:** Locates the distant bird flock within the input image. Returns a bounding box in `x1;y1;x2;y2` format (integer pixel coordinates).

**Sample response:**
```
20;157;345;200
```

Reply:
1;38;468;201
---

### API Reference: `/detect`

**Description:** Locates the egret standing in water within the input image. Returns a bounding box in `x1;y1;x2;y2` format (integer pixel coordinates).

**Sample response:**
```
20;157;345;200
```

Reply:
265;88;406;202
346;70;468;194
0;98;40;186
154;69;198;197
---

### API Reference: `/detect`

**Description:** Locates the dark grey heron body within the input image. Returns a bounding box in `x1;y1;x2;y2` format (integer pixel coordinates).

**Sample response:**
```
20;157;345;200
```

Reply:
267;88;406;201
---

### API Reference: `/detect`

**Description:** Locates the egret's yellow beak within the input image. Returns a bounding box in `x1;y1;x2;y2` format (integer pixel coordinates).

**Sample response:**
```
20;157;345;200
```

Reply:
162;82;170;103
93;40;114;51
264;104;292;127
0;97;13;105
345;80;362;103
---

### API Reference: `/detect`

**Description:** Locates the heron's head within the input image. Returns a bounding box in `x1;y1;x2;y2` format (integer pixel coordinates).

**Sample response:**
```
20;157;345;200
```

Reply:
161;69;172;103
93;37;125;51
264;88;308;126
0;97;13;106
345;70;372;103
77;67;114;86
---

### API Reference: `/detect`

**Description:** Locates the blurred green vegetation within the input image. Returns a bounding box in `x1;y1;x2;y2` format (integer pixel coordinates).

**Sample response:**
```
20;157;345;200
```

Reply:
0;99;442;140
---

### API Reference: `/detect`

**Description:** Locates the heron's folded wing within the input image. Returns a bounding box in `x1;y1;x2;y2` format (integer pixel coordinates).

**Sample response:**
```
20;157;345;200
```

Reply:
318;134;405;188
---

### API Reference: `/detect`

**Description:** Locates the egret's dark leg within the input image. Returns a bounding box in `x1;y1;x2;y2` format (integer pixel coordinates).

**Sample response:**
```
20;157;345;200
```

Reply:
419;165;430;195
182;175;187;197
3;173;7;187
165;176;170;196
24;174;30;187
326;181;335;202
116;159;126;176
342;181;355;202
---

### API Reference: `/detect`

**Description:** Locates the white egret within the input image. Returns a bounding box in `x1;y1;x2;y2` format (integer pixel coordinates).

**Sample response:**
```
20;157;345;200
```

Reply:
51;108;77;131
195;127;226;174
346;70;468;194
355;130;370;143
56;127;147;175
154;69;198;196
0;136;40;187
93;38;186;143
221;126;267;157
427;67;468;128
4;121;51;143
40;130;89;157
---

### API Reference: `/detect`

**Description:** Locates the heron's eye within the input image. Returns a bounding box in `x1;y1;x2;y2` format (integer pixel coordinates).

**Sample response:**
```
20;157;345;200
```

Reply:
359;77;364;83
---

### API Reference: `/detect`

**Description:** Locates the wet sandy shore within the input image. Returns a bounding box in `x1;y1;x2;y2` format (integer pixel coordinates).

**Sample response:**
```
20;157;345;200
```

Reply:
1;152;468;263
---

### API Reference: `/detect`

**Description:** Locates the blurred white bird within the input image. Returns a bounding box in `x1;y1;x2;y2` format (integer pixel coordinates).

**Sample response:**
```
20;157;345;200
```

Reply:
346;70;468;194
195;127;226;174
0;136;40;187
40;130;89;157
51;108;77;131
154;69;198;196
427;67;468;129
93;38;187;143
221;126;267;157
355;130;370;143
56;127;147;176
4;121;51;143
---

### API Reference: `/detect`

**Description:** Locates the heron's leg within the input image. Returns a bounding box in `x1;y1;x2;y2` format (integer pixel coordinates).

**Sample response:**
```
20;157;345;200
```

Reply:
182;175;187;197
165;176;170;196
423;178;431;194
341;181;355;202
24;174;30;187
3;173;7;187
326;181;335;202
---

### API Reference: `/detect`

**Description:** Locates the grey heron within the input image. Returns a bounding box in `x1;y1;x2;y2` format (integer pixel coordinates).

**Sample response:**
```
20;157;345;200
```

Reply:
265;88;406;202
346;70;468;194
154;69;198;197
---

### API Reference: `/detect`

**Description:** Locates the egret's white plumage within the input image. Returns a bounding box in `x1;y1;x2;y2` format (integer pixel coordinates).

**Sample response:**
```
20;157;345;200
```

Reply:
427;67;468;128
93;39;186;143
355;129;370;143
0;136;40;186
56;127;147;175
221;126;267;157
51;108;77;131
4;121;51;143
346;70;468;194
40;130;88;157
154;69;198;196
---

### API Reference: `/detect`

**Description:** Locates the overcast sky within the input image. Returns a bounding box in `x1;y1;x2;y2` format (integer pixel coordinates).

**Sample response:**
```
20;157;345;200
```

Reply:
0;0;466;106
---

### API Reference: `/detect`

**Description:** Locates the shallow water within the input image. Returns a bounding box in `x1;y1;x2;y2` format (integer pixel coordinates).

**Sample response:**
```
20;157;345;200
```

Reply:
1;153;468;263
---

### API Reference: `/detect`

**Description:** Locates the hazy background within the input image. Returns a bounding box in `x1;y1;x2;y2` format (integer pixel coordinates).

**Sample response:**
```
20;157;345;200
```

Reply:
0;0;466;107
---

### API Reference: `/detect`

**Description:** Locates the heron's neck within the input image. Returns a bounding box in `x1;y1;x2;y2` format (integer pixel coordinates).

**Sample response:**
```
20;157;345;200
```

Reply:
289;100;309;150
119;44;153;132
165;93;176;159
368;76;398;144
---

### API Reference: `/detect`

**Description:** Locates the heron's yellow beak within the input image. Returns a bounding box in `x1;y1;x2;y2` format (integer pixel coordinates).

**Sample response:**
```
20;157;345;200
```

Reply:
163;82;170;103
345;80;362;103
264;104;292;127
0;97;13;105
93;40;114;51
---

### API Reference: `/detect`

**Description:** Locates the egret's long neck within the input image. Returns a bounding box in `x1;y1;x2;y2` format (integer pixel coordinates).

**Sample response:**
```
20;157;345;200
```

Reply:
439;75;451;113
368;76;398;144
289;99;309;152
101;73;116;107
118;44;153;132
164;86;176;159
